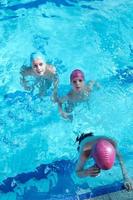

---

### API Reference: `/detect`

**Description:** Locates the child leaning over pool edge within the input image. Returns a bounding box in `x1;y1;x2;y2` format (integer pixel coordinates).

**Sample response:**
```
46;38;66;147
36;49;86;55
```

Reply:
75;132;133;191
20;52;58;100
56;69;98;120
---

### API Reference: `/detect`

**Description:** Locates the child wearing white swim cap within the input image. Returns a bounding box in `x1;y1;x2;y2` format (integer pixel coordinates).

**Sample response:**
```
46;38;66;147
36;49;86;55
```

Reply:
20;51;58;99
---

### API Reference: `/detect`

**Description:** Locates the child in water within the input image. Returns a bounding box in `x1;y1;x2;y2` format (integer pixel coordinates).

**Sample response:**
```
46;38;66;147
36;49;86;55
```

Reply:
57;69;97;120
75;132;133;191
20;52;58;99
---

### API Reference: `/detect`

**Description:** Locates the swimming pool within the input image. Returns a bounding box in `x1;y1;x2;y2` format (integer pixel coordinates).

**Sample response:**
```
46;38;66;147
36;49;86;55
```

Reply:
0;0;133;199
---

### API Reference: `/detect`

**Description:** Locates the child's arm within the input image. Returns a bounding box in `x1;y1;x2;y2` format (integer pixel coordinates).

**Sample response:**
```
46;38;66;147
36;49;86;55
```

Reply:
76;152;100;178
58;96;68;116
52;73;59;102
116;150;133;191
20;66;33;91
86;80;96;92
86;80;100;92
57;96;72;121
102;137;133;191
47;65;59;102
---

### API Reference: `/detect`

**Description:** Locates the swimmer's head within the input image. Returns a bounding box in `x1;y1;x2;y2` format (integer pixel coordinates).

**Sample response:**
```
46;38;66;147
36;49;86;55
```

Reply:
70;69;85;92
30;52;47;76
92;139;116;170
70;69;85;82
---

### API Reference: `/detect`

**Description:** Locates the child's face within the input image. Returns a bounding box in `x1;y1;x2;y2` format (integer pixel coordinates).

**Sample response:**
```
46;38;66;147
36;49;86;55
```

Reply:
71;77;85;92
32;58;46;76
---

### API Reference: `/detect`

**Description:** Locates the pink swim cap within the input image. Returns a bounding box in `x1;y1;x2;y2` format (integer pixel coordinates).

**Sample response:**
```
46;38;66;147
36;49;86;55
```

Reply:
92;139;116;170
70;69;84;82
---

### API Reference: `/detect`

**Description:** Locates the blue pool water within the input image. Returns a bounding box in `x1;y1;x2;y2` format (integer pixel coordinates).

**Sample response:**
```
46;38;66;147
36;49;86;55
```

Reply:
0;0;133;199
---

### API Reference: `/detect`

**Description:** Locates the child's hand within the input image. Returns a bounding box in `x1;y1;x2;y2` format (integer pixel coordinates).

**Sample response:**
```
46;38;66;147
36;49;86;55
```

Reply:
24;85;32;91
124;177;133;191
88;80;101;90
87;164;101;177
68;114;73;121
38;91;45;97
20;78;32;91
95;82;101;89
87;80;95;91
22;82;32;91
61;111;73;121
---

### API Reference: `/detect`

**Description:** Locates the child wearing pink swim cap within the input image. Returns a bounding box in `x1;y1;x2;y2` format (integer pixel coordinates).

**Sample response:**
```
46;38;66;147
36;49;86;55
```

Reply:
57;69;97;120
70;69;85;83
75;133;133;191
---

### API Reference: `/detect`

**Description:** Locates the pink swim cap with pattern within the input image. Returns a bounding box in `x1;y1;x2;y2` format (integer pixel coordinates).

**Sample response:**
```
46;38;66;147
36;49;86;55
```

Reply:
70;69;85;82
92;139;116;170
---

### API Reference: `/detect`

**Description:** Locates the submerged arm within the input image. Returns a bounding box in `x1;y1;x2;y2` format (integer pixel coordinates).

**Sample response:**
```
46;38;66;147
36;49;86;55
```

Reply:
20;66;33;91
86;80;96;92
58;96;68;117
86;80;100;92
52;73;59;102
57;96;72;121
76;151;100;178
47;65;59;102
116;150;133;191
